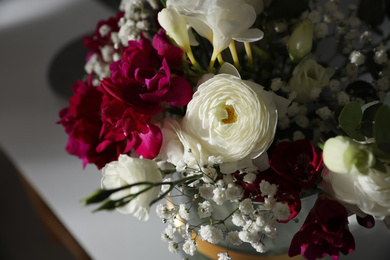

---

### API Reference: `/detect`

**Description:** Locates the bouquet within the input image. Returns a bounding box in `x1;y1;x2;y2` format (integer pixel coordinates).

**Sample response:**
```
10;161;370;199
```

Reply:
58;0;390;259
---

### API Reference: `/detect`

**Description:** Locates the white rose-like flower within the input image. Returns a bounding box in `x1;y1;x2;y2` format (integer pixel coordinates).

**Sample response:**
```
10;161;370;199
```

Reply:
321;166;390;218
182;63;278;173
288;57;334;103
101;154;162;221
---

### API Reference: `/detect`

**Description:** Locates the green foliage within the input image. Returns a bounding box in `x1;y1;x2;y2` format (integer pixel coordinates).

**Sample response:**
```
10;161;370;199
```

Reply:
338;101;365;141
374;105;390;154
338;101;390;165
361;101;382;137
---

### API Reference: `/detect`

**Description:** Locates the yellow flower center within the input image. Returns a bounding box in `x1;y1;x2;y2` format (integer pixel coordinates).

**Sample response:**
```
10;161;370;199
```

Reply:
221;105;237;124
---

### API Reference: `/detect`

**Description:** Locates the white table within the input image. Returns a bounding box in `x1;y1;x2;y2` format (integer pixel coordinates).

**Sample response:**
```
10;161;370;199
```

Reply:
0;0;389;259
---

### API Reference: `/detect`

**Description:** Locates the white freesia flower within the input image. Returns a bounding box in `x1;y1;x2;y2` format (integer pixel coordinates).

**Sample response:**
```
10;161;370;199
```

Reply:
321;166;390;218
288;57;334;103
181;63;282;173
158;8;191;54
166;0;264;62
101;155;162;221
323;136;375;175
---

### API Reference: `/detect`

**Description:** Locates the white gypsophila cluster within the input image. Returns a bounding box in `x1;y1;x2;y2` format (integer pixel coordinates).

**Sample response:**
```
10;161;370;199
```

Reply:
316;106;332;120
349;50;366;66
156;204;175;222
374;44;388;65
179;204;191;220
337;91;350;106
161;224;177;242
217;252;232;260
295;115;309;129
168;241;179;253
198;200;213;218
199;225;224;244
182;239;197;256
243;172;257;184
259;180;277;197
118;0;155;46
272;203;291;221
239;198;255;215
292;130;305;141
84;54;112;83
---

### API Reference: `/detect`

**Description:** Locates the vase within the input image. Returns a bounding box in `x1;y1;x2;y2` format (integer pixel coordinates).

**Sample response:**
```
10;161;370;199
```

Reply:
169;189;319;260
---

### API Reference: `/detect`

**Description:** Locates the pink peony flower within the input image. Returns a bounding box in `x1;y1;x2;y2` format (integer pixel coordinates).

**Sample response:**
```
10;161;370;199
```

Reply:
270;139;323;189
289;194;355;260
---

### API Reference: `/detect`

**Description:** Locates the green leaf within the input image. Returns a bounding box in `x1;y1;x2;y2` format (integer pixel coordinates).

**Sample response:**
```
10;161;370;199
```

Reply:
361;102;382;138
374;105;390;154
82;189;115;205
339;101;365;141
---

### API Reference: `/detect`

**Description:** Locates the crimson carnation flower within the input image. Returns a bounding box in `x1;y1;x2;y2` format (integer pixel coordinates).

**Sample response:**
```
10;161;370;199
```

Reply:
57;77;129;169
99;32;192;159
289;194;355;260
102;33;193;115
270;139;323;189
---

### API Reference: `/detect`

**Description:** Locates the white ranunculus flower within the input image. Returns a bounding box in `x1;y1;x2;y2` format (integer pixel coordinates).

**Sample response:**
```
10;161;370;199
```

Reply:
166;0;264;60
101;154;162;221
321;166;390;218
288;57;334;103
323;136;375;175
181;63;281;173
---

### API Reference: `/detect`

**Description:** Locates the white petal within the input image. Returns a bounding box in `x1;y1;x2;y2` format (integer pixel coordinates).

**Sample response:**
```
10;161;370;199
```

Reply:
233;28;264;42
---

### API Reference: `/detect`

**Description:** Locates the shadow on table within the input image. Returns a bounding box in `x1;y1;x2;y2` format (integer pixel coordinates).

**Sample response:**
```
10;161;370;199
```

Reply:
0;147;92;260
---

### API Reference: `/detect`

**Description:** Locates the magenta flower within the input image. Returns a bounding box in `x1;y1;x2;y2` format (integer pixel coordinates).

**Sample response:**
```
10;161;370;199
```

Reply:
58;77;131;169
102;33;193;115
270;139;323;189
289;194;355;260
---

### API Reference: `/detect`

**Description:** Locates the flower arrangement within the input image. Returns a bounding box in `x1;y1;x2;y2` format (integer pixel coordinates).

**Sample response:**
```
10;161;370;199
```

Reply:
58;0;390;259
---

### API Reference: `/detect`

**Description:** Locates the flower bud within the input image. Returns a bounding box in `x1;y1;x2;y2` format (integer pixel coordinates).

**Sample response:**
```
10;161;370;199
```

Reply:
158;8;191;54
323;136;375;175
287;19;313;62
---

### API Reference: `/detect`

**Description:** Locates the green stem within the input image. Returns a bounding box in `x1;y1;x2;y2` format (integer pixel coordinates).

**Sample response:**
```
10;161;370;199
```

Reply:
229;40;240;69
